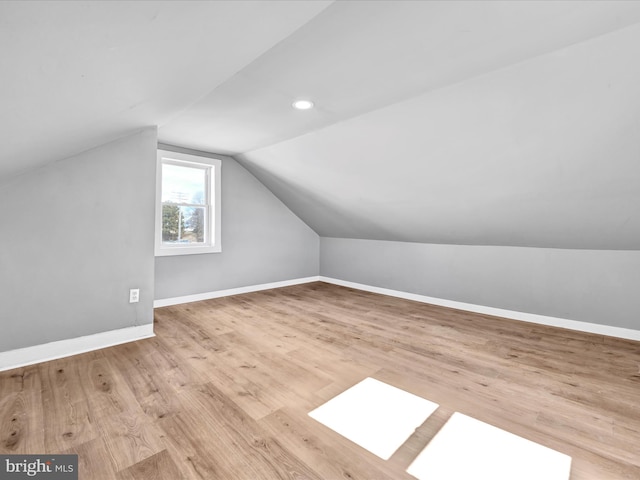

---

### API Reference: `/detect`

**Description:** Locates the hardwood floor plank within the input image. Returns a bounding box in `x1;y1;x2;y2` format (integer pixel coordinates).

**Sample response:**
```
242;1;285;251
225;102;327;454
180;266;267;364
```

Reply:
39;359;100;450
160;383;322;479
96;407;165;473
260;406;412;480
0;282;638;478
66;436;119;480
116;449;186;480
0;366;44;454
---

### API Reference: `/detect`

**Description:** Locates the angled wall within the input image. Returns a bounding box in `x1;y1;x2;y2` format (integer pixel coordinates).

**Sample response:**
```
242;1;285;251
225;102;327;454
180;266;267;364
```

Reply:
0;128;157;353
154;145;319;301
237;23;640;251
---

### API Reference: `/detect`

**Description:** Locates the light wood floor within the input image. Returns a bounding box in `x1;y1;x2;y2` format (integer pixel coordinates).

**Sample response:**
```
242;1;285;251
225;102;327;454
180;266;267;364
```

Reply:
1;282;639;479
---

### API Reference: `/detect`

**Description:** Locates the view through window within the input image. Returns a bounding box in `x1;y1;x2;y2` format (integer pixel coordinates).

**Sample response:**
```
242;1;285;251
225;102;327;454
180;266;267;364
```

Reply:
161;161;209;245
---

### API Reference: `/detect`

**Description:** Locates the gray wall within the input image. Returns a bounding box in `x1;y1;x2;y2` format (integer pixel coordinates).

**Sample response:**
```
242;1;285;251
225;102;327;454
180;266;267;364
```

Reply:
320;237;640;330
154;145;319;300
0;128;157;352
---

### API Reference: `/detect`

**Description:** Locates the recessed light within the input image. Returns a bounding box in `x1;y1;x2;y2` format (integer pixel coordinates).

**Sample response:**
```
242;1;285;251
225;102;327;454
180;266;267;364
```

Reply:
292;99;314;110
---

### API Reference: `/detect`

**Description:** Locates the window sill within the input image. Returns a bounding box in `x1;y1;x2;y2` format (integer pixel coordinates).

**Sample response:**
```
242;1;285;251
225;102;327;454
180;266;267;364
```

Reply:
155;245;222;257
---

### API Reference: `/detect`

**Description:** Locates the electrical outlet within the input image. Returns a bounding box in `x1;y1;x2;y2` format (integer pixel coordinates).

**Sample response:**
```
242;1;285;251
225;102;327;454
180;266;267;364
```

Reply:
129;288;140;303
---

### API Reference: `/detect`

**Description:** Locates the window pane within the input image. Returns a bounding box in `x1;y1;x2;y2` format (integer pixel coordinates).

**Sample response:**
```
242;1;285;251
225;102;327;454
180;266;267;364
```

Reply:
162;205;207;244
185;206;206;243
162;163;206;204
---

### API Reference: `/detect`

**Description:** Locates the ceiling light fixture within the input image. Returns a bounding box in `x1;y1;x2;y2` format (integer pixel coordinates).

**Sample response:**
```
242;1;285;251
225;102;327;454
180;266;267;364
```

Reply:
292;99;314;110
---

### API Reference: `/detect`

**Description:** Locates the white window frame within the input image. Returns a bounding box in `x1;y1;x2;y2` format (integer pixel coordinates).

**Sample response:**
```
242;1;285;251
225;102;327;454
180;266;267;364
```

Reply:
155;149;222;256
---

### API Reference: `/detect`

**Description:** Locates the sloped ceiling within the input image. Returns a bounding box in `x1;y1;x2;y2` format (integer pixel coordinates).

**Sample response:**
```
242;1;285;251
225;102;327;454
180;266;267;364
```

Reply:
236;19;640;249
229;1;640;250
0;0;331;179
2;1;640;249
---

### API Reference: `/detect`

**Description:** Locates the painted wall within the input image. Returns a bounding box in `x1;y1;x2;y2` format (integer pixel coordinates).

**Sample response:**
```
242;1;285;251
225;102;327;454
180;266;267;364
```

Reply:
0;128;157;352
154;145;319;301
320;237;640;330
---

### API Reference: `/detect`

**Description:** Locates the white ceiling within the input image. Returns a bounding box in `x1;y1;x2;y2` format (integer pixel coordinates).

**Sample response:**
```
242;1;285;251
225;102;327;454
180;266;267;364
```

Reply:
2;1;640;249
0;0;331;179
238;21;640;249
161;0;640;155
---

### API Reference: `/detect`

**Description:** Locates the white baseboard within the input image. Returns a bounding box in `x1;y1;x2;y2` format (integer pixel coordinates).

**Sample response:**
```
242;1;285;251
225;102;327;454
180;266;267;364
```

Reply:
0;324;155;372
152;274;639;342
10;275;629;372
153;276;321;308
319;276;640;342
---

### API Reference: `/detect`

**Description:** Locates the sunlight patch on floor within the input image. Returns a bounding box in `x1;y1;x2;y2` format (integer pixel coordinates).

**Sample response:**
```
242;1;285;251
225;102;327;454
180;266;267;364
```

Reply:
308;377;439;460
407;412;572;480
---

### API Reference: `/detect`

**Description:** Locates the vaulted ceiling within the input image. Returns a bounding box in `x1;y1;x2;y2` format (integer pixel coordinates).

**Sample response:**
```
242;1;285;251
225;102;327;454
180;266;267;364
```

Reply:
2;1;639;249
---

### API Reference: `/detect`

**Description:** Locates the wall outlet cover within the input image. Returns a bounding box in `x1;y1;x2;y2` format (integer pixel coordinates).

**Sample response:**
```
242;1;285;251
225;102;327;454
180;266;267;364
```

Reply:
129;289;140;303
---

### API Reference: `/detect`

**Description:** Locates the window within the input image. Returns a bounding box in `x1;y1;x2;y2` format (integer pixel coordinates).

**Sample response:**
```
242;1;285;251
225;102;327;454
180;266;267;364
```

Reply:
155;149;221;256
